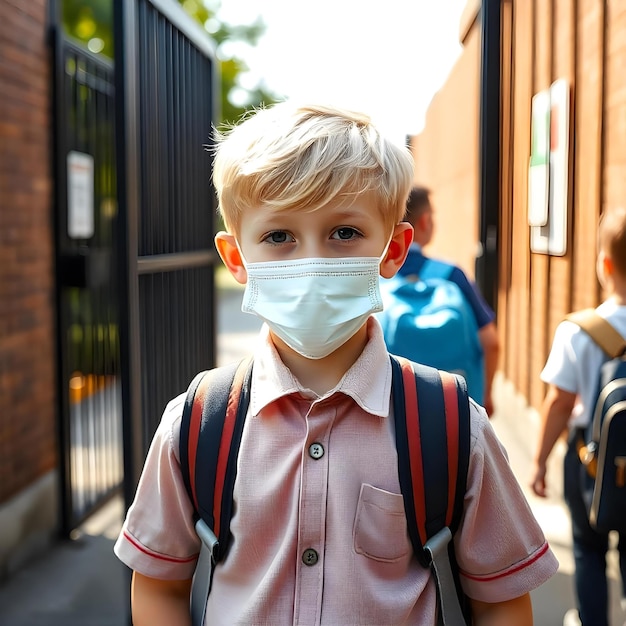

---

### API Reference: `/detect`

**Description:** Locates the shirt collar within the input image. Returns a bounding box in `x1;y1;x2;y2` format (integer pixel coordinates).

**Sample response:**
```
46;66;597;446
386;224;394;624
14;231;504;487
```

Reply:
249;318;393;418
409;242;422;253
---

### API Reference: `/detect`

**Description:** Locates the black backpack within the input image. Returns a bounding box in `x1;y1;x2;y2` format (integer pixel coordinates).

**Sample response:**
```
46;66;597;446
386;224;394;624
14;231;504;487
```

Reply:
179;354;471;625
567;308;626;533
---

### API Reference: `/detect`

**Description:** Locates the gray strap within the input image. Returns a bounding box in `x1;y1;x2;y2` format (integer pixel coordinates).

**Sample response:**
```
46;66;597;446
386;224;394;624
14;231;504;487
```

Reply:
190;519;219;626
191;513;462;625
424;527;466;625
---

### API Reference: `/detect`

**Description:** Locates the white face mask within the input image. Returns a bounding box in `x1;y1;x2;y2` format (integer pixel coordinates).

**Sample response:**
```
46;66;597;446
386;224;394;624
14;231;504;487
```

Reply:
241;256;385;359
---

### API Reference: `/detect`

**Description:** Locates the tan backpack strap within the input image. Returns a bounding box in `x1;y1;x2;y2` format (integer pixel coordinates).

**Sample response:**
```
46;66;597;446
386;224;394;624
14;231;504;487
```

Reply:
565;308;626;358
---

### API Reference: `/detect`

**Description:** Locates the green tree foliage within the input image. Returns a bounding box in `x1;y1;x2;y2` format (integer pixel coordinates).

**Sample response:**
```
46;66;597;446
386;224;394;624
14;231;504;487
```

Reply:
61;0;278;125
178;0;278;125
62;0;114;57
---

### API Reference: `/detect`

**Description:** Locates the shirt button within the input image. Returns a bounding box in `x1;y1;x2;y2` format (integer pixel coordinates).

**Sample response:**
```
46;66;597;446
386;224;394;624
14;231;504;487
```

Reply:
302;548;319;566
309;442;324;459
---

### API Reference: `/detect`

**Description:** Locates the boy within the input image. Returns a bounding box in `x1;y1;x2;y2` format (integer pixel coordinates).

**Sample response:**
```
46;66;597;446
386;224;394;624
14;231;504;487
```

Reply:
115;101;558;625
399;186;500;416
531;206;626;626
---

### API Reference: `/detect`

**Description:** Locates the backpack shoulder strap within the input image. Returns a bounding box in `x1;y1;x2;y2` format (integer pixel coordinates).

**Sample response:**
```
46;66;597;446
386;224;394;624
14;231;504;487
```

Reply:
390;354;471;556
179;357;254;559
390;355;471;624
418;258;455;282
566;308;626;359
180;358;254;626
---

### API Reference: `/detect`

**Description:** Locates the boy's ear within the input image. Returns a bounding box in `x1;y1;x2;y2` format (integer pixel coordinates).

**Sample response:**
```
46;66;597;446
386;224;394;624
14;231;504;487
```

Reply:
214;231;247;284
380;222;413;279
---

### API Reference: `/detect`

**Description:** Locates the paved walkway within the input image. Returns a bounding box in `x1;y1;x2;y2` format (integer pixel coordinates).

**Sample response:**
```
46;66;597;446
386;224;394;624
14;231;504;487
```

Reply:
0;287;625;625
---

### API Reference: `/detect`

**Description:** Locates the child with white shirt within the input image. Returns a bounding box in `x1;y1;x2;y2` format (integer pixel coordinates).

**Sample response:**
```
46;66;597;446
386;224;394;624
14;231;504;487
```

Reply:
115;101;558;625
531;205;626;626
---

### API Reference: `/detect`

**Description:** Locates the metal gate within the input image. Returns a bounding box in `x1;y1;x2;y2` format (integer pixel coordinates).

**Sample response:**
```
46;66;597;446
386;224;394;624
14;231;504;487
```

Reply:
53;0;218;531
114;0;219;505
52;33;123;533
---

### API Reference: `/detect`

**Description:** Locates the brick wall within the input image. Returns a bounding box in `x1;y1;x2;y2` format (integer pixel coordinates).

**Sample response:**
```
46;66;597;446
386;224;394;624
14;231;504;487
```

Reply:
0;0;57;503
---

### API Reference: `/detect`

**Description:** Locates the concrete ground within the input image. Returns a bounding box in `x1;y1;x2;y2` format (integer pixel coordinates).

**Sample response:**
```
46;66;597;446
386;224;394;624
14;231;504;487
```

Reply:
0;285;625;625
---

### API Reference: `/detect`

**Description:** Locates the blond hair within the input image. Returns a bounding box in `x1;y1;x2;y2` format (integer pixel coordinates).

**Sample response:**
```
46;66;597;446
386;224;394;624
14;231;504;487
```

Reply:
212;101;414;235
599;206;626;277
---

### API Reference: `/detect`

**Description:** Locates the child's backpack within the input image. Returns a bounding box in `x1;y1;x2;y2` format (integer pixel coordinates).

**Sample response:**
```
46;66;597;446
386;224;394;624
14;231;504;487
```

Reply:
377;259;485;404
179;355;471;626
566;308;626;533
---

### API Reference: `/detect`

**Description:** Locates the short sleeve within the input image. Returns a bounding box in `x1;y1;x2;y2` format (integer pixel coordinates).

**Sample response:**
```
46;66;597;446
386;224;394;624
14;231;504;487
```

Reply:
113;393;200;580
539;321;579;394
454;403;559;602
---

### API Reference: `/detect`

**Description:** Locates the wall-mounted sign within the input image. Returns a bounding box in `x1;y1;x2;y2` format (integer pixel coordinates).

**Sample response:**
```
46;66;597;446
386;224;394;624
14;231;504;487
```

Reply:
67;151;95;239
528;78;570;256
528;89;550;228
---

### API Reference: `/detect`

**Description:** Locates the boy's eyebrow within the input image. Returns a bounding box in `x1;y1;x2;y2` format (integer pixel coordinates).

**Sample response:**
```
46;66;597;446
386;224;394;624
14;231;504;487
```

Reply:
332;208;372;220
314;207;378;223
255;208;373;227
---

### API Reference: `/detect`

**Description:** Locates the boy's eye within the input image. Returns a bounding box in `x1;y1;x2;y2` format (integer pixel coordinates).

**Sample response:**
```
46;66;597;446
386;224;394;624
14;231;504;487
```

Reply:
332;227;361;240
263;231;294;244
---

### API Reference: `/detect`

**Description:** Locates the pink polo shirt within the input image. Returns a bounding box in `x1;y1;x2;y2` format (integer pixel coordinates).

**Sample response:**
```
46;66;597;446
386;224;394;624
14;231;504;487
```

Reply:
115;318;558;625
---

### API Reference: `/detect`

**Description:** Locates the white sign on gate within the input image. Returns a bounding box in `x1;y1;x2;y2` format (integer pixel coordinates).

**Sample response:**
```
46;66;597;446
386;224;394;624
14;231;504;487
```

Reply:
67;151;95;239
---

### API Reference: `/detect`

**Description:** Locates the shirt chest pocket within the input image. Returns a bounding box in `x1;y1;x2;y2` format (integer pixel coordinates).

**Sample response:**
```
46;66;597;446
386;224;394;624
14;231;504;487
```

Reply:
353;483;411;562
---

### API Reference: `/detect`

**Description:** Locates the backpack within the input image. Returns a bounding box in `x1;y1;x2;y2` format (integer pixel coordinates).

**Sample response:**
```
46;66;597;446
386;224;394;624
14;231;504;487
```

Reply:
179;354;471;626
566;308;626;533
377;259;485;403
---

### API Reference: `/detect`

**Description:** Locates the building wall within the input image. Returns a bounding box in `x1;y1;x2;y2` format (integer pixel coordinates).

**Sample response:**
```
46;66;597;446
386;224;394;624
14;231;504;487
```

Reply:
0;2;57;506
410;3;482;281
411;0;622;413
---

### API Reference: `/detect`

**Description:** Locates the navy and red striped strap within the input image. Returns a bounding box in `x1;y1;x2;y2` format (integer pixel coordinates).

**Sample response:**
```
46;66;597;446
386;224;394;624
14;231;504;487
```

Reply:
179;357;253;562
390;355;470;568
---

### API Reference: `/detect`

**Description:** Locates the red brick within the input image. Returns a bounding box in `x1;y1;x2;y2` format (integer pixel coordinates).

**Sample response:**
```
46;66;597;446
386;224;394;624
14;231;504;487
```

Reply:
0;0;55;504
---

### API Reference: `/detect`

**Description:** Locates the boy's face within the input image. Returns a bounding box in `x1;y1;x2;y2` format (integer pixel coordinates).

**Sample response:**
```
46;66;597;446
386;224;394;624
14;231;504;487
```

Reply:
215;193;413;368
215;193;413;285
237;193;392;263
